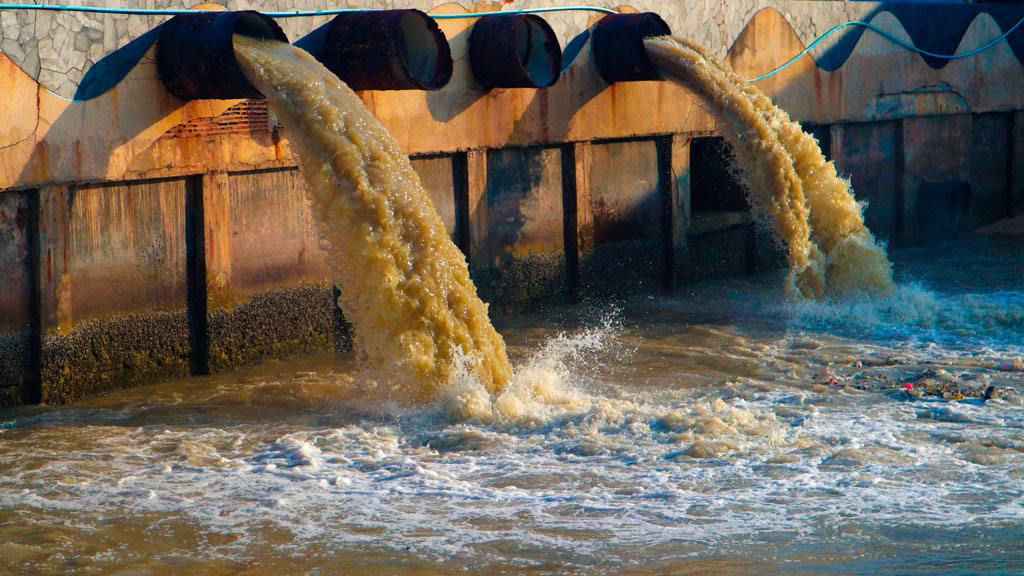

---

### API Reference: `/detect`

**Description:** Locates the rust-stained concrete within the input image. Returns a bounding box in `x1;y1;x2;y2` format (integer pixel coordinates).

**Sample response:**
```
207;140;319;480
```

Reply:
471;146;566;307
199;169;345;375
222;169;329;303
2;4;1023;190
0;191;33;404
68;179;188;322
667;135;691;288
411;155;459;239
0;191;32;333
2;1;1023;405
578;139;664;296
832;121;903;240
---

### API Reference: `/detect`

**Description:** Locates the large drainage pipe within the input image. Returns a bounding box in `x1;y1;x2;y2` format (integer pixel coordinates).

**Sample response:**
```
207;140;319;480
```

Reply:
591;12;671;83
157;10;288;100
469;14;562;89
307;9;453;91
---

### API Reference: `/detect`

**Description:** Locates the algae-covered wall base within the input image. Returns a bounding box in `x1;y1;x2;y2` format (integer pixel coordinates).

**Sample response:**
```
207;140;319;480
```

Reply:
40;311;190;405
0;331;35;406
207;284;346;374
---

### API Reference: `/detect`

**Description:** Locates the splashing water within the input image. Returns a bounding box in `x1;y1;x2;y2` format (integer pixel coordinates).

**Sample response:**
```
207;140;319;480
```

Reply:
440;318;622;424
645;36;895;300
233;36;511;402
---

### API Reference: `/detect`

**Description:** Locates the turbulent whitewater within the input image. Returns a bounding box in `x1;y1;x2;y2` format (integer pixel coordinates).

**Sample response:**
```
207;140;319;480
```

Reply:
233;36;510;401
645;36;895;300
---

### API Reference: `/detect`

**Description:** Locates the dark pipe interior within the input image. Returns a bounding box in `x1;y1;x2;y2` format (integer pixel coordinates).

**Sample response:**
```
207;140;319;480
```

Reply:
469;14;562;89
317;9;453;91
398;11;443;88
591;12;671;84
235;12;282;41
157;11;288;101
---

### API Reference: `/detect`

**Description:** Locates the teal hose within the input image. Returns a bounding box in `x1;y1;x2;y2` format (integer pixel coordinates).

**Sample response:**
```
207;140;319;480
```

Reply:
430;6;616;19
748;17;1024;82
0;4;616;17
0;4;1021;82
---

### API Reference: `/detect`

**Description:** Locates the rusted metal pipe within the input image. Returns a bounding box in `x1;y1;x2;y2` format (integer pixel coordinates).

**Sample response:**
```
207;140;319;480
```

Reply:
157;10;288;101
313;9;453;91
469;14;562;89
591;12;671;83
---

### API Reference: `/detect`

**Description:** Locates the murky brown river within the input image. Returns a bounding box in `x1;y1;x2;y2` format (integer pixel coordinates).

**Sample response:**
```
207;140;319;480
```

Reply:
2;235;1021;575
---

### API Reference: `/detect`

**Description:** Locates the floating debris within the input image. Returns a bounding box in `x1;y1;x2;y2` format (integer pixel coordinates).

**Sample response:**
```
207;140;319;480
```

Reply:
816;367;1019;403
994;358;1024;372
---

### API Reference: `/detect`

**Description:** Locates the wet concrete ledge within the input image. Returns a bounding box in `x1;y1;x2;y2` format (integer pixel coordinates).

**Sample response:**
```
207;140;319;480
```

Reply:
0;284;348;408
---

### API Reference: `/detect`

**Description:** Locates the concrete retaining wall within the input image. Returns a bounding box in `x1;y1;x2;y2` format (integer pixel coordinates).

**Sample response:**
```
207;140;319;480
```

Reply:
2;1;1023;405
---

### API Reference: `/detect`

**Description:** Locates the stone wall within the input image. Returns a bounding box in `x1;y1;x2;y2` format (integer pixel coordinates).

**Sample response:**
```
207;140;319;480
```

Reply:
0;1;834;100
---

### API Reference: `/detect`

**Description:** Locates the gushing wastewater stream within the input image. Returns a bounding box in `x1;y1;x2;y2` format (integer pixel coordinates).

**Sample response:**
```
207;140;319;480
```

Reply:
645;35;895;301
233;35;512;403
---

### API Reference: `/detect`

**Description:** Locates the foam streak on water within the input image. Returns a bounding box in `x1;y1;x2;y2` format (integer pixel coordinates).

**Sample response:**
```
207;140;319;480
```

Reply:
232;36;510;401
644;36;895;300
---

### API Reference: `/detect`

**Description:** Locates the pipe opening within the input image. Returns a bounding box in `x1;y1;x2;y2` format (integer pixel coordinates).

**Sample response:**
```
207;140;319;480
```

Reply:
318;9;453;91
157;10;288;101
591;12;671;84
398;12;442;88
469;14;562;89
234;11;281;40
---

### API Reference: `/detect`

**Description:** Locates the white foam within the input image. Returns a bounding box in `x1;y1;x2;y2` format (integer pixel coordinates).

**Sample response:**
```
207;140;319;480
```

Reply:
792;283;1024;347
3;374;1020;570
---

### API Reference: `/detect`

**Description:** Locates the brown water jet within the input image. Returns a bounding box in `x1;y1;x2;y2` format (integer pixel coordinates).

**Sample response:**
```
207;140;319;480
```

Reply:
233;35;511;402
645;36;895;300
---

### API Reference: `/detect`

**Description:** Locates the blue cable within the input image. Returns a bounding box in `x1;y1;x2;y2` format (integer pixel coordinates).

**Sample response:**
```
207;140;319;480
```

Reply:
748;17;1024;82
431;6;616;19
0;4;617;17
